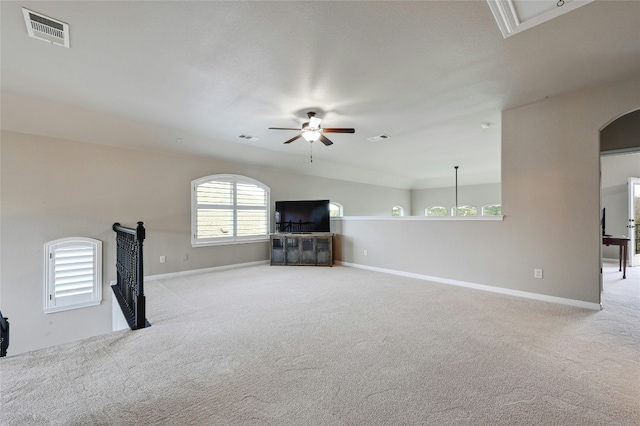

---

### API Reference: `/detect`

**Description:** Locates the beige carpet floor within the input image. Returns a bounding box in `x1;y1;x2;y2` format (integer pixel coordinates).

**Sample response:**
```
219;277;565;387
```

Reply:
1;261;639;425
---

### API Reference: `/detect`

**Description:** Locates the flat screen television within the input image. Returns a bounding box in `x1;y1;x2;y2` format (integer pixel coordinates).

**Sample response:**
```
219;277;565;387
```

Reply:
275;200;330;233
602;207;611;237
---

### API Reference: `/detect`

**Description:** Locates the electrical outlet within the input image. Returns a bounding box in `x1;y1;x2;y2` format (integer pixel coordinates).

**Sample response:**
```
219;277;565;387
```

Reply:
364;249;368;256
160;256;166;263
534;268;543;279
182;254;188;261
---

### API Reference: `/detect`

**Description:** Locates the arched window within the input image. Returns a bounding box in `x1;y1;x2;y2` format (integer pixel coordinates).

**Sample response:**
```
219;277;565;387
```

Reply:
392;206;404;217
329;202;344;217
425;206;448;216
451;205;477;216
192;174;270;246
482;204;502;216
44;237;102;313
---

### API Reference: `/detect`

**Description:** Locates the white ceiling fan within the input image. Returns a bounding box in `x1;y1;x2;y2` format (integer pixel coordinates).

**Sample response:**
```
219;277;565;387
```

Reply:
269;112;355;146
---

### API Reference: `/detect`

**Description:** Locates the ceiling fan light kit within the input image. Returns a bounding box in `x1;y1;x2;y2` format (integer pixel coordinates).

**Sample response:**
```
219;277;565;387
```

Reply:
302;131;321;142
269;111;355;147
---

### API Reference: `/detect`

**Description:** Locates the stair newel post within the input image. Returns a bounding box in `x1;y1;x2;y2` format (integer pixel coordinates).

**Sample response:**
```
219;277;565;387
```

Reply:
135;221;146;330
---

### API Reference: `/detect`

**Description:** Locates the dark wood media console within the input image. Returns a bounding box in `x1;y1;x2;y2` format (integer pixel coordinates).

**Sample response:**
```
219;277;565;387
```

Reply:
270;233;333;266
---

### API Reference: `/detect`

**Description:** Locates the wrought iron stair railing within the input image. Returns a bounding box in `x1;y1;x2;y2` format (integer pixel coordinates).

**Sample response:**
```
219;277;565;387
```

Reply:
112;222;150;330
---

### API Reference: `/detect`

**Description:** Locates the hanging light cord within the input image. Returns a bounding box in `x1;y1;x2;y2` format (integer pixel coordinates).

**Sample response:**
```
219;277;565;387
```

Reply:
455;166;459;216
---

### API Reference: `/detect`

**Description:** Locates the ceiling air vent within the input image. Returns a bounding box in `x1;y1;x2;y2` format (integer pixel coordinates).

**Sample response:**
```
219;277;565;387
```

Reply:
237;134;259;142
367;134;391;142
22;8;69;48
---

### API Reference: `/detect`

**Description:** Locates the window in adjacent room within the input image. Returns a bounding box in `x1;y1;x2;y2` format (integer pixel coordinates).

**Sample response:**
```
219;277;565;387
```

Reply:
452;205;477;216
425;206;448;216
482;204;502;216
44;237;102;313
329;202;344;217
392;206;404;217
192;174;270;246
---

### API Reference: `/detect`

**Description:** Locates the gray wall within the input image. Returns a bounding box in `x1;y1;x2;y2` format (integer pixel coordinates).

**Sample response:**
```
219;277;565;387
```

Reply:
2;75;638;355
336;76;640;305
0;131;408;355
411;183;501;216
601;153;640;258
270;173;410;218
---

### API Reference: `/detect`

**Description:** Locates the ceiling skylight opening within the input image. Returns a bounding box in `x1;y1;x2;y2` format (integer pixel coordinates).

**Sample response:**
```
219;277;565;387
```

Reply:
486;0;594;38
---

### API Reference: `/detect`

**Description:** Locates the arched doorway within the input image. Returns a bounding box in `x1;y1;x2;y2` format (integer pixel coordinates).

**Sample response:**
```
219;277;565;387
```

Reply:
600;108;640;302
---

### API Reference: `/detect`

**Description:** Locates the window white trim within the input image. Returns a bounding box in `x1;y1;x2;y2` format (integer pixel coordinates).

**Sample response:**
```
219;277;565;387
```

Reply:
481;203;502;216
425;205;448;217
392;206;404;217
191;174;270;247
330;201;344;217
451;205;478;217
44;237;102;314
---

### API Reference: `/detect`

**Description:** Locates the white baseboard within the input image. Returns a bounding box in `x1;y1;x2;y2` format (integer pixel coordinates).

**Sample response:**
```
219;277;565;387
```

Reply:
145;260;269;281
338;261;602;311
141;259;601;310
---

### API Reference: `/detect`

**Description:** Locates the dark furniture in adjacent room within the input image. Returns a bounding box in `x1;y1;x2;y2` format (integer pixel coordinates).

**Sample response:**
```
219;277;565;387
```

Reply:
603;236;630;279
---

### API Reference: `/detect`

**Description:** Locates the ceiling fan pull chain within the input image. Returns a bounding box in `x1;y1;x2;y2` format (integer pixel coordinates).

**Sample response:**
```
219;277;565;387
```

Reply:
310;143;313;163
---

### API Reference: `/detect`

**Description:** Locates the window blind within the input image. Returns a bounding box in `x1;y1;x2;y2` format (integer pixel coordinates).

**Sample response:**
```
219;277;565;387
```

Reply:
44;238;102;313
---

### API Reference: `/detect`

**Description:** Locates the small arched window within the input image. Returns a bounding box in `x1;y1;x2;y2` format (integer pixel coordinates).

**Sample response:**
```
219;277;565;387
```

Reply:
452;205;477;216
425;206;448;216
44;237;102;313
329;202;344;217
392;206;404;217
482;204;502;216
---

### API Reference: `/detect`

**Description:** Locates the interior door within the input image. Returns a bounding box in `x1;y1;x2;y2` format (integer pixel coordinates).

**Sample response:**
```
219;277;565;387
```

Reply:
629;177;640;266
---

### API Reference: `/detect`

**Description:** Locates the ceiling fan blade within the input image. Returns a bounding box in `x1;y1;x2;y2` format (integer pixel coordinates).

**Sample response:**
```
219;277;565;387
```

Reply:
284;134;303;144
319;135;334;146
322;128;355;133
269;127;302;131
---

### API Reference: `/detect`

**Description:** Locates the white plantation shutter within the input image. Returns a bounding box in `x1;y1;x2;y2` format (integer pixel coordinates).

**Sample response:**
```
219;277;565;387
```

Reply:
44;238;102;313
196;178;234;238
192;174;270;245
236;182;268;237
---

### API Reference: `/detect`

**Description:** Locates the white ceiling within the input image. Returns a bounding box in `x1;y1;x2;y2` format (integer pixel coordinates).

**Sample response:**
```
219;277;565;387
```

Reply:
1;1;639;189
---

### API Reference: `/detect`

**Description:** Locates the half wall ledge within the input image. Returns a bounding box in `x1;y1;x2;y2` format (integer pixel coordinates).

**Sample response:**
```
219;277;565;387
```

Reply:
334;215;504;221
